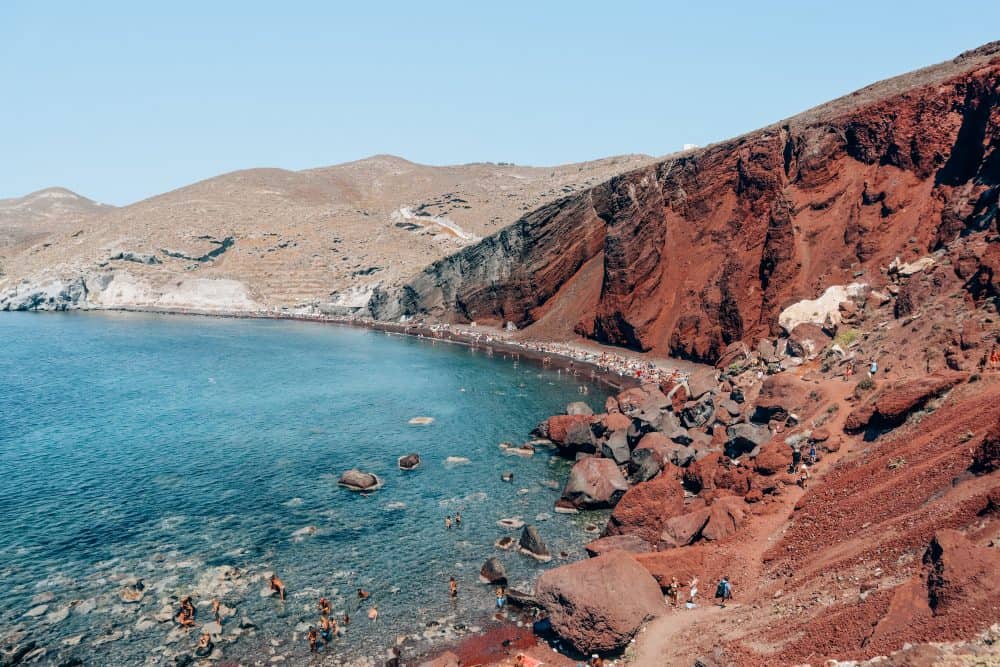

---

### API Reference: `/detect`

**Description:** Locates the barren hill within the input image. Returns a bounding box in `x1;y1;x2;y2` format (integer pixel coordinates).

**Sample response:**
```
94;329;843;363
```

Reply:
0;187;112;252
0;154;653;312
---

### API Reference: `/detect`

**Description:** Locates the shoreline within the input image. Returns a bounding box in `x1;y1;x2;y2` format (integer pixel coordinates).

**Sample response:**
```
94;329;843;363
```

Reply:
16;304;661;392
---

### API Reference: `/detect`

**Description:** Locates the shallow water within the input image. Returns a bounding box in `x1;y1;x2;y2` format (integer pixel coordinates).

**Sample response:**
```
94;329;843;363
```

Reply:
0;312;608;664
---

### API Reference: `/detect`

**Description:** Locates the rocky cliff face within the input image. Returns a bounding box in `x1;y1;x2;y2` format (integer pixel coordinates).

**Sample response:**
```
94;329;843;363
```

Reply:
375;43;1000;362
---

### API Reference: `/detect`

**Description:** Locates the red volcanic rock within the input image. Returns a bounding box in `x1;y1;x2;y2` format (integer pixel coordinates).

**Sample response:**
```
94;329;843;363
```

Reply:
561;457;629;509
547;414;595;451
972;421;999;473
923;529;999;615
700;496;746;542
383;48;1000;364
684;452;751;495
844;371;968;433
744;488;763;503
715;341;751;370
660;508;710;548
604;472;685;543
599;412;632;433
786;323;830;360
584;534;652;557
752;374;809;423
535;550;664;654
810;427;830;442
754;440;792;475
869;530;1000;649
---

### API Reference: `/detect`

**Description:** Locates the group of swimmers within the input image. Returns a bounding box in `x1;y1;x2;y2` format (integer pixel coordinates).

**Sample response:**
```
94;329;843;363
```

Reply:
307;595;352;653
444;511;462;529
172;595;219;657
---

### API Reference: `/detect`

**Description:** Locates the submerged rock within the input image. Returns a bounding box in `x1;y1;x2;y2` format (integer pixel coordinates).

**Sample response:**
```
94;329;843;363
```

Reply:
479;558;507;585
518;525;551;562
398;453;421;470
337;469;383;491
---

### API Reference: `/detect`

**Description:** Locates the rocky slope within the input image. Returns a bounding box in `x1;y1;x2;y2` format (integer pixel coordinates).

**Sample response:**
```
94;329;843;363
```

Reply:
0;154;653;314
375;42;1000;363
496;229;999;665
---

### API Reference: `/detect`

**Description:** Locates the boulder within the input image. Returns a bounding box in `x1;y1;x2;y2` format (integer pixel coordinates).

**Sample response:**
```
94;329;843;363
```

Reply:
752;374;808;424
337;469;383;492
786;322;830;360
561;457;629;509
397;453;421;470
566;401;594;416
584;534;652;557
535;551;664;654
700;497;746;541
601;430;632;465
687;367;718;400
716;341;751;371
547;414;596;453
479;558;507;585
598;412;632;434
844;371;968;434
659;497;745;548
518;525;551;562
753;440;792;475
680;397;714;428
659;507;711;548
604;473;685;543
778;283;867;333
726;423;769;458
630;432;677;481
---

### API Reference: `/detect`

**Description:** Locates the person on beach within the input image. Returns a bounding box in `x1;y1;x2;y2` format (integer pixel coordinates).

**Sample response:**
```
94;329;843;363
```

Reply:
269;574;286;601
307;626;319;653
368;605;379;622
386;646;402;667
666;576;681;607
496;586;506;609
195;631;213;657
318;596;331;617
449;576;458;598
343;611;350;626
211;598;221;624
687;576;699;606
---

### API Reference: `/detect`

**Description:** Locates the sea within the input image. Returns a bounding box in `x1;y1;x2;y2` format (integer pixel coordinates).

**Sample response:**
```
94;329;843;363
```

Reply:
0;312;609;665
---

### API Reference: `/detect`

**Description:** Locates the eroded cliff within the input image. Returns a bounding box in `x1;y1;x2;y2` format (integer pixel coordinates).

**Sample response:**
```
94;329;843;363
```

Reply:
375;42;1000;363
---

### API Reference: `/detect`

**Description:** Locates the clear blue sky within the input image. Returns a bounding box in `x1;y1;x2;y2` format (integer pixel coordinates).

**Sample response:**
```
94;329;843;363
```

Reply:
2;1;997;205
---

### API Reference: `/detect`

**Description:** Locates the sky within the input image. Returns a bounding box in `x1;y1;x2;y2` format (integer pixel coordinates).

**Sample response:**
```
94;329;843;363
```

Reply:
1;1;998;206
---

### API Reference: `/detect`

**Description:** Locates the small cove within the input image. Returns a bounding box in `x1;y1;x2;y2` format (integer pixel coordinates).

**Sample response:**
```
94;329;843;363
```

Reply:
0;311;609;664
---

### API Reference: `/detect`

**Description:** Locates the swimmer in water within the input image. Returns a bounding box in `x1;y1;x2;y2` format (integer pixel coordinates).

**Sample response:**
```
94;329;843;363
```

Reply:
368;605;378;622
444;516;452;529
449;576;458;598
357;588;370;601
211;598;221;623
454;512;462;527
319;614;334;645
307;626;319;653
318;597;331;617
269;574;286;601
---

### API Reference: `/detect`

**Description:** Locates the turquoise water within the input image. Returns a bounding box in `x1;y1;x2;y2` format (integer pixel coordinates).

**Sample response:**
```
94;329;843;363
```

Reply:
0;312;607;664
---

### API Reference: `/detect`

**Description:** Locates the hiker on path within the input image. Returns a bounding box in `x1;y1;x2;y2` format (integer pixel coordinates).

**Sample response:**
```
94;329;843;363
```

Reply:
715;577;733;607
